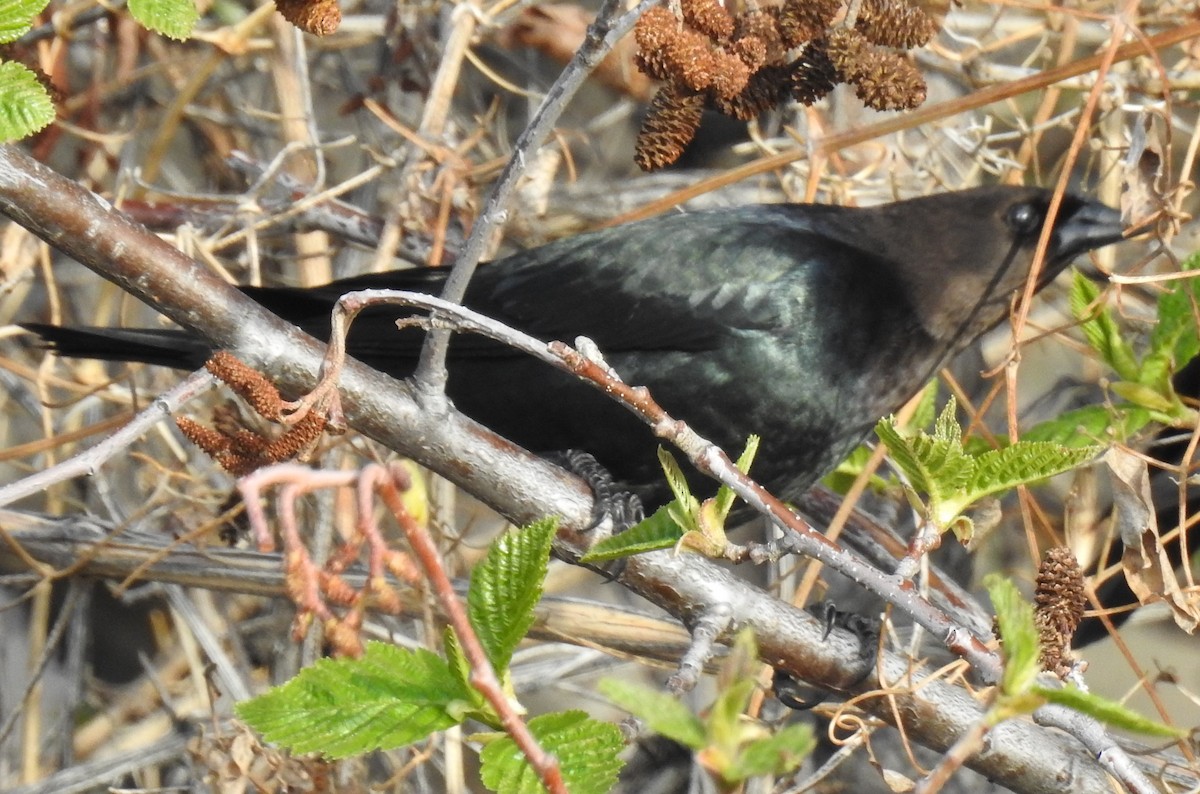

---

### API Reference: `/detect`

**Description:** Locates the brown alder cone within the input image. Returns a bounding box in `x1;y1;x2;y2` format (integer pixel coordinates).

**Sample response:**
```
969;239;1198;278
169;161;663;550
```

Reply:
731;35;768;71
711;63;790;120
635;6;680;81
789;42;840;105
824;28;926;111
1035;547;1088;678
707;49;753;100
777;0;841;47
665;27;722;93
635;85;705;170
276;0;341;35
733;7;787;63
206;351;283;420
855;0;938;48
681;0;735;41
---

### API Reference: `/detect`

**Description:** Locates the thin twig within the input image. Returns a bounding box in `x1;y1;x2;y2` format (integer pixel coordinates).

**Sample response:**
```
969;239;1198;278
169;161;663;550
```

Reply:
0;144;1148;794
413;0;657;394
372;464;566;794
323;288;1004;675
0;370;216;508
318;287;1162;794
602;17;1200;228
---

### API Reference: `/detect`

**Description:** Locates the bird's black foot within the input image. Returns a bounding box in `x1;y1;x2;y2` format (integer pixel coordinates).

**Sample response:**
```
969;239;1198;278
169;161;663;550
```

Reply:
773;601;881;710
549;450;645;581
810;600;881;649
550;450;645;535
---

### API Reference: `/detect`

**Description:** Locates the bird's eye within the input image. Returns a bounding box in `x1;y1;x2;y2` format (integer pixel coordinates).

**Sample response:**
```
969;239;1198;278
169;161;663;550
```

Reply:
1005;202;1043;235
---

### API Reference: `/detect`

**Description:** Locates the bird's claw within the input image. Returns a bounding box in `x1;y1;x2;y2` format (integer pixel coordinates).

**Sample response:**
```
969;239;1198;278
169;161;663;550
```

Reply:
552;449;645;535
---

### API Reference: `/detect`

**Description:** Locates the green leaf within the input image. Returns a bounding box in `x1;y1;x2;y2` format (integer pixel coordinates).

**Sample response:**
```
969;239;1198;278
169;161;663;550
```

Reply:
598;679;706;748
0;61;53;142
713;434;759;522
822;444;894;494
1109;380;1177;414
1147;272;1200;387
705;678;757;758
1023;404;1152;447
933;398;963;446
880;398;1101;531
984;575;1039;697
874;417;933;494
580;504;681;562
236;642;470;758
128;0;198;40
965;443;1101;504
479;711;624;794
658;447;699;524
0;0;48;42
910;380;940;432
585;437;764;563
876;400;975;524
469;518;556;675
725;723;815;780
443;626;478;713
1035;685;1186;738
1071;272;1139;380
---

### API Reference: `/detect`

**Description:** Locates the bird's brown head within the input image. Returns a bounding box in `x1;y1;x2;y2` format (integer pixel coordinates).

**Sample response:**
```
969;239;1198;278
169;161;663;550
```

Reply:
867;185;1126;347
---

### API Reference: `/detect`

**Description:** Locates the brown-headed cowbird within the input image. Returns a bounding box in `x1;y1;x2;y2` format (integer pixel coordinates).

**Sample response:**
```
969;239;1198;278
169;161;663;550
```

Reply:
24;186;1125;508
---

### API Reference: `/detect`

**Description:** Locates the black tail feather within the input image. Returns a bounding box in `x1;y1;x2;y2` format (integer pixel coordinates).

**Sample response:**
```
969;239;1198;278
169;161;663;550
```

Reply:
20;324;210;370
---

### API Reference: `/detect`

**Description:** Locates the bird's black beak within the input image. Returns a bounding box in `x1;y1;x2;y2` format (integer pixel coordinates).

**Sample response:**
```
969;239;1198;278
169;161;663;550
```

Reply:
1056;200;1126;262
1053;199;1127;281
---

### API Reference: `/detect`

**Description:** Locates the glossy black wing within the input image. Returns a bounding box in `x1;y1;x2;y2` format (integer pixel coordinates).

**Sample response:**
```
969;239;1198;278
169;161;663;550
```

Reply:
241;204;876;367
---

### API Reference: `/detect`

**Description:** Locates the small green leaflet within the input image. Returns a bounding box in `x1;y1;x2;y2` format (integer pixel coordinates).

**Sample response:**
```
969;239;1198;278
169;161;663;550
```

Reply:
478;711;624;794
236;642;471;758
0;61;53;142
0;0;49;42
128;0;198;40
468;517;556;674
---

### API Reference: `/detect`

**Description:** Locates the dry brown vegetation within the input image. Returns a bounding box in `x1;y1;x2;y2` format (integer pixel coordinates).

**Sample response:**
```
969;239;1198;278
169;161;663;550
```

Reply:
0;0;1198;791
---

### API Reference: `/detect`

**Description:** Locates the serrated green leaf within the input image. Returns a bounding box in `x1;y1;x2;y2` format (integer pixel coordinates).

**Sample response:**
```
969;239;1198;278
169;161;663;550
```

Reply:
984;575;1039;697
443;626;475;706
667;500;695;536
725;723;815;780
1149;274;1200;380
598;679;706;748
714;434;759;521
0;62;53;142
733;434;760;474
910;380;939;431
1109;380;1177;414
128;0;198;40
932;399;963;446
0;0;48;42
468;518;556;675
580;504;682;562
910;433;973;492
966;442;1101;502
1035;685;1186;738
658;447;698;521
877;403;974;520
479;711;624;794
706;678;757;755
1138;351;1174;401
1071;272;1139;380
1024;404;1152;447
236;642;469;757
875;417;933;494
